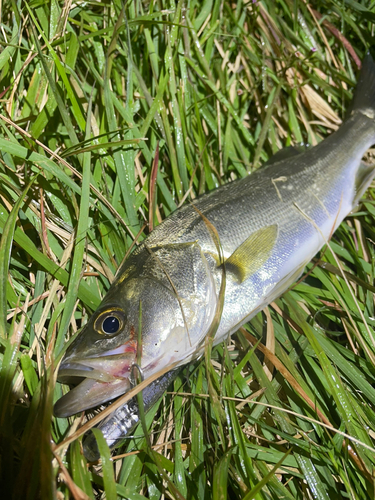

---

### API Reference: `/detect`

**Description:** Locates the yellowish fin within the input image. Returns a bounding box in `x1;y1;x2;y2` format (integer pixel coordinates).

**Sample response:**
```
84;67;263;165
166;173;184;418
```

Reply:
225;225;278;283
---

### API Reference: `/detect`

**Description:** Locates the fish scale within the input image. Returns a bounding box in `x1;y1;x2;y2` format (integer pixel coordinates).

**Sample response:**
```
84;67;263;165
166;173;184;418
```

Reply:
54;53;375;461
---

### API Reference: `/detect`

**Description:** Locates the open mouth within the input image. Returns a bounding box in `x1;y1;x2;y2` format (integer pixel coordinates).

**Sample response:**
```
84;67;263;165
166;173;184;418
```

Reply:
57;362;119;384
54;355;134;418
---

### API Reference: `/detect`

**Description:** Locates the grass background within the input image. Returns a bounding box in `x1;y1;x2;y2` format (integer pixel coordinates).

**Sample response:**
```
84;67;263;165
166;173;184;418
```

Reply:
1;0;375;498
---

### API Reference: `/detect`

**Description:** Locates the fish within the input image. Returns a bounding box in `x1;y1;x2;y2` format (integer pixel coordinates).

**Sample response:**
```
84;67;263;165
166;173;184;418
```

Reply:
54;53;375;455
81;368;180;462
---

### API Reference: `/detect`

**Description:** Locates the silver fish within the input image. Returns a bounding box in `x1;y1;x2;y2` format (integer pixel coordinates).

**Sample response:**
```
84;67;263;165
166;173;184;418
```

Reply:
54;54;375;452
82;368;180;462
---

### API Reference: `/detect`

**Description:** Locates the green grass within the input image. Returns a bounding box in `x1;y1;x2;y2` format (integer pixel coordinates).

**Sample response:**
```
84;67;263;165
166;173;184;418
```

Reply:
1;0;375;498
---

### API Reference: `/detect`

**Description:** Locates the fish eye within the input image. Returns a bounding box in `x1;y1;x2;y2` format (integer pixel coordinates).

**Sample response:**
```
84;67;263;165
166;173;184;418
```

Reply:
102;316;120;334
94;309;125;336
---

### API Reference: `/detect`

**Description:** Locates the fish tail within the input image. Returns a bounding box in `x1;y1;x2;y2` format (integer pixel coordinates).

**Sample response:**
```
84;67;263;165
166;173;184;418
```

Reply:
349;52;375;120
350;52;375;203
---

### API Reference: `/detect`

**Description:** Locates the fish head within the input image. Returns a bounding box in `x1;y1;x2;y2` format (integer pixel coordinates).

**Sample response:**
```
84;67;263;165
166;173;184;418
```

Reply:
54;242;217;417
54;298;138;418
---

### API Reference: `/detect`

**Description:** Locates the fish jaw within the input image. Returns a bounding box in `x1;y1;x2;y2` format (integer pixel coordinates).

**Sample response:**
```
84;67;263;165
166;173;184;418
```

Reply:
54;353;135;417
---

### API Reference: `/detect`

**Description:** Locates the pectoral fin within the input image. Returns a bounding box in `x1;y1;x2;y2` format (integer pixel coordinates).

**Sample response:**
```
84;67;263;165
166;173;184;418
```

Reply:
225;225;278;283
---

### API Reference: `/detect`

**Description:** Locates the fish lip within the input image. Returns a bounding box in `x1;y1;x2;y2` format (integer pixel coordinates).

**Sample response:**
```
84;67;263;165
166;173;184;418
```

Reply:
57;349;137;383
54;353;175;418
57;359;125;384
53;376;131;417
54;352;136;417
57;362;94;384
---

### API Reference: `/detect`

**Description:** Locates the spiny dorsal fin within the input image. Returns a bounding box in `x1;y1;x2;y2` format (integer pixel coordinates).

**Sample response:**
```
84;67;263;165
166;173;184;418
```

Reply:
225;225;278;283
262;146;303;167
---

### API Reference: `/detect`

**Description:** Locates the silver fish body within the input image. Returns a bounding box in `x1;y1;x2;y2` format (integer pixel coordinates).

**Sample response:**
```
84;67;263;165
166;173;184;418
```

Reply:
54;54;375;453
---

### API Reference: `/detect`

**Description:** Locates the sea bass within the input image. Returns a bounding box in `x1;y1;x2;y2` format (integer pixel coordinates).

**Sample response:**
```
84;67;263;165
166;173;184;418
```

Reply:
55;53;375;446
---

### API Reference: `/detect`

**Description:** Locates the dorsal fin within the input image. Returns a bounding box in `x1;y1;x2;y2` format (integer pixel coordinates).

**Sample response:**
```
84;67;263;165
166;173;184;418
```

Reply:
225;225;278;283
262;146;303;167
354;161;375;204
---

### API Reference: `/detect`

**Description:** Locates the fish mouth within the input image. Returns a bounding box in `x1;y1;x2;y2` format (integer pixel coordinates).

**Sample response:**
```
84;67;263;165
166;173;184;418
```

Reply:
54;354;134;418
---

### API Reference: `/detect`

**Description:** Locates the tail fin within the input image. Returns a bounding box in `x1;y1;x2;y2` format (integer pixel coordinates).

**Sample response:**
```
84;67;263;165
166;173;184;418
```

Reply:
350;52;375;119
